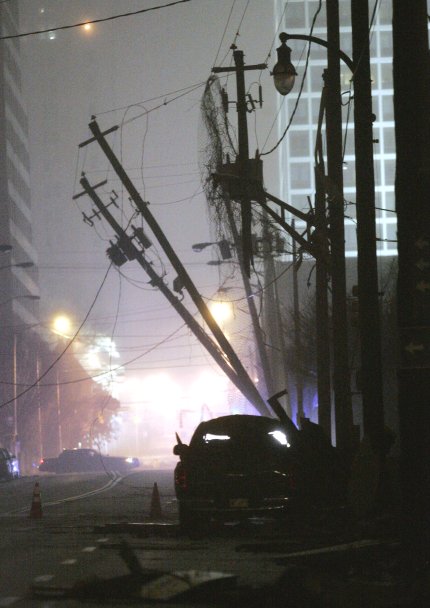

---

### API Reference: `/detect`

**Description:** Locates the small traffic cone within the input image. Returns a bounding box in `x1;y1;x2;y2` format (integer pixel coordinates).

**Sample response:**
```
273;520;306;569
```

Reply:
29;482;43;519
149;482;162;519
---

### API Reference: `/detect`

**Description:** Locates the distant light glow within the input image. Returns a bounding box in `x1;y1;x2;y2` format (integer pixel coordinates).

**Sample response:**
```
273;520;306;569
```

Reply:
82;23;93;32
269;430;290;446
48;31;56;40
52;314;72;338
209;301;233;324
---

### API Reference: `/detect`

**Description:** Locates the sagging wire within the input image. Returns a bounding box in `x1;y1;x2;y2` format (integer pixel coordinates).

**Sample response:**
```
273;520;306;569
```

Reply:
212;0;237;67
0;0;192;41
0;263;114;408
259;0;289;82
261;0;323;157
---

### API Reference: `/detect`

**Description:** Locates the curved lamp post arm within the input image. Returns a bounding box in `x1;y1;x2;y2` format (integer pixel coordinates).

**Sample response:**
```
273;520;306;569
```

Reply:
282;32;354;73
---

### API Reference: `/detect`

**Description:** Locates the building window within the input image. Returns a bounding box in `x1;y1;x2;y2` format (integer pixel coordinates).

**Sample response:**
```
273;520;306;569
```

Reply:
290;162;311;189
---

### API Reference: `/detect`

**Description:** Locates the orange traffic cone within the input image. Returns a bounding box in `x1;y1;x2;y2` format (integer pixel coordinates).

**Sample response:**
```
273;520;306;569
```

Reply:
149;482;162;519
29;482;43;519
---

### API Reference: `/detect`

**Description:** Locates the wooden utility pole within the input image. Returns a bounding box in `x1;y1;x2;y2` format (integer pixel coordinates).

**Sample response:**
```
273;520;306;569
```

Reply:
325;0;352;451
314;86;332;439
292;220;304;426
392;0;430;570
351;0;385;453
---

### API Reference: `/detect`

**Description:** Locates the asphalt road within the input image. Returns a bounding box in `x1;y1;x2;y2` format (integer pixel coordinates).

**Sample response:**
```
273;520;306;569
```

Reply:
0;469;413;607
0;470;294;607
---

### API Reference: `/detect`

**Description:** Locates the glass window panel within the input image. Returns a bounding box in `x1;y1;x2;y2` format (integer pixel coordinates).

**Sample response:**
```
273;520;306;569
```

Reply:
290;162;311;188
384;191;395;212
286;1;305;27
309;65;326;86
343;161;356;187
383;128;396;154
289;130;311;157
344;223;357;251
380;63;393;89
385;223;398;250
378;3;392;25
379;31;393;58
382;95;394;120
311;97;324;123
288;97;309;122
384;159;396;186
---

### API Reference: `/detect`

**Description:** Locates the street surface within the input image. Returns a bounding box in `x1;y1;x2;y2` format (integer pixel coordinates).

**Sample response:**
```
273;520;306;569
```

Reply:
0;470;295;607
0;469;416;607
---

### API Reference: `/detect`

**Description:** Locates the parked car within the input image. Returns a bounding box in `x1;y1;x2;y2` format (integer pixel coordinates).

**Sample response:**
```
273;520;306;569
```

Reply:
173;413;345;534
39;449;140;474
0;448;20;481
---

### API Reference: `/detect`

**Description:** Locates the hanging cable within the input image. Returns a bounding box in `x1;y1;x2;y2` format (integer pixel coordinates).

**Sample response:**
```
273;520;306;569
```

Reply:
0;0;192;40
260;0;323;157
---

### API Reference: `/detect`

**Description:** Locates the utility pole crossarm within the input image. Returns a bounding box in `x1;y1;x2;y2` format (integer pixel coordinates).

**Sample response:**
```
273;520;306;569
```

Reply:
258;200;318;259
212;63;267;74
263;191;313;224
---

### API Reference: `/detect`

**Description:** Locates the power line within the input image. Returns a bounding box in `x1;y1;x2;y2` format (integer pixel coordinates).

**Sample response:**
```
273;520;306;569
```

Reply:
261;0;323;156
0;0;192;41
0;264;113;409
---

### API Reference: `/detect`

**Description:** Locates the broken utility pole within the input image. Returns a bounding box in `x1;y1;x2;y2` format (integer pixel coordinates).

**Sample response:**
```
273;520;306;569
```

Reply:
75;121;271;417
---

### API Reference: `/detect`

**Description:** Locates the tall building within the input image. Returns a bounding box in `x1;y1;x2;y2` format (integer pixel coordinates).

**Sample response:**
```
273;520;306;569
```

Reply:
0;2;39;450
274;0;397;258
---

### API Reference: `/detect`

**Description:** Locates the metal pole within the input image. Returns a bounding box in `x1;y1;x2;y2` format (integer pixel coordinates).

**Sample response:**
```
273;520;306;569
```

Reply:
351;0;385;452
325;0;352;451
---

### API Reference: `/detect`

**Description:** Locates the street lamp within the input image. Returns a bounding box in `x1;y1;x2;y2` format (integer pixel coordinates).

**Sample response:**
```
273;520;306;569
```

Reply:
271;32;297;96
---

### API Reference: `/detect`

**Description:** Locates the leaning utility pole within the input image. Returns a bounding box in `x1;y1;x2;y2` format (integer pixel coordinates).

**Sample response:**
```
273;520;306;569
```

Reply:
75;171;271;417
393;0;430;571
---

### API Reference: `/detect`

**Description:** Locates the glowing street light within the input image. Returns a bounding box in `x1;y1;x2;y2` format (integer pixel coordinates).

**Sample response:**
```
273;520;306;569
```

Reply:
52;314;72;339
271;32;297;96
209;300;233;325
